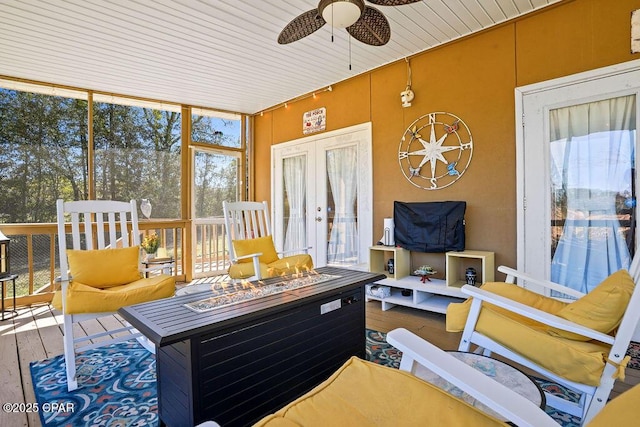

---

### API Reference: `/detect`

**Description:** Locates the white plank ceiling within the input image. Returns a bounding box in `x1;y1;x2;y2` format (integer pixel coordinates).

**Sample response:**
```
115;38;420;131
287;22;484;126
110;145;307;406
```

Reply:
0;0;563;114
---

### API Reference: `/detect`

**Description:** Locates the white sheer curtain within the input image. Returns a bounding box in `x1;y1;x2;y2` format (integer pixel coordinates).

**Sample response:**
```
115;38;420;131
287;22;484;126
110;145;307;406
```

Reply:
550;95;636;293
283;155;307;253
327;146;358;264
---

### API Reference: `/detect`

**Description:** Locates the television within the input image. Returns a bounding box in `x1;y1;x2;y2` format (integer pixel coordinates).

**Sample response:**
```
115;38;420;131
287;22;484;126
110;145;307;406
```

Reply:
393;201;466;253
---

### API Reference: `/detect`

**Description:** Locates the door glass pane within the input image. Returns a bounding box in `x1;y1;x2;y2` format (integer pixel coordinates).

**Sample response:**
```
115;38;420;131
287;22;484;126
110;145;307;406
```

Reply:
550;95;636;293
282;155;307;253
194;151;238;217
326;146;358;266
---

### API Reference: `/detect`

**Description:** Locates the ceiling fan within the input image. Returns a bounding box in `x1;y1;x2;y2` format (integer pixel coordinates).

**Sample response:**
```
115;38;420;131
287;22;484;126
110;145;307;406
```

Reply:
278;0;422;47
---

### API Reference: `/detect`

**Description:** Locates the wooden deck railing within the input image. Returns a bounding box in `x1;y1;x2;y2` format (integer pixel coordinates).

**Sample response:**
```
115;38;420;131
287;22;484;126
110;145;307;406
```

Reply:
0;218;231;308
193;217;230;278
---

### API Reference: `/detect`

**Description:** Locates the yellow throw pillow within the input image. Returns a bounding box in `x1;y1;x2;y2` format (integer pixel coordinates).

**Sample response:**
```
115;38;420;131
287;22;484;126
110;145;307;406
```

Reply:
66;246;141;288
232;236;279;264
549;269;635;341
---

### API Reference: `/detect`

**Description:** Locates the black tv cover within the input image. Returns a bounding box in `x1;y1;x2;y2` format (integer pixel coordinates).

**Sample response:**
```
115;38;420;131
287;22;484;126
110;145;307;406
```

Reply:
394;201;466;253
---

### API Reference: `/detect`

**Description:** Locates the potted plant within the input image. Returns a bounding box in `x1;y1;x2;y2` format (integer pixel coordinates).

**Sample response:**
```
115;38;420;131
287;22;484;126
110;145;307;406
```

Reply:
141;232;159;259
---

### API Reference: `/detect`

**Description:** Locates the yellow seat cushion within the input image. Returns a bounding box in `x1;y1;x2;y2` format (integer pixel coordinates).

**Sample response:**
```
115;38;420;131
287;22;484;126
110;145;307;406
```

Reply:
550;269;634;341
267;254;314;277
253;356;507;427
589;381;640;426
233;236;279;264
472;305;611;386
52;274;175;314
67;246;141;288
446;281;614;386
228;262;271;280
228;254;314;280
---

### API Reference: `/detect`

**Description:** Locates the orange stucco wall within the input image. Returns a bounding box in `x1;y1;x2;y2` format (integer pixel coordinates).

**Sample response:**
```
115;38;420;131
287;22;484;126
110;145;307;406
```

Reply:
254;0;640;274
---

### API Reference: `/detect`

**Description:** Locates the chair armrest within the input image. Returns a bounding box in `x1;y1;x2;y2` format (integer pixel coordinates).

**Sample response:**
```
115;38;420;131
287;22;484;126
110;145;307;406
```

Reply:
387;328;557;427
231;253;264;280
461;285;614;344
278;246;313;256
497;266;585;299
234;253;262;262
55;274;72;283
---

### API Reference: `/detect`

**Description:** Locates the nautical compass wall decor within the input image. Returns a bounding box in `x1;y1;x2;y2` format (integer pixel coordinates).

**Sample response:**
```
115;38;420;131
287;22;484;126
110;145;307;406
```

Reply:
398;112;473;190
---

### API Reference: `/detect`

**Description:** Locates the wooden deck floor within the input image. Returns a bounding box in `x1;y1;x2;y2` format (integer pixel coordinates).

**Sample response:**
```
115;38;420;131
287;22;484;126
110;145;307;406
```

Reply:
2;290;639;427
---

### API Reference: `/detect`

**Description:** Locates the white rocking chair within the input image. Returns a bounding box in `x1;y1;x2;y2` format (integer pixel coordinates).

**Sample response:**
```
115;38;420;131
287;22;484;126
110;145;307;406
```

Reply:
452;255;640;425
54;199;175;391
222;201;313;280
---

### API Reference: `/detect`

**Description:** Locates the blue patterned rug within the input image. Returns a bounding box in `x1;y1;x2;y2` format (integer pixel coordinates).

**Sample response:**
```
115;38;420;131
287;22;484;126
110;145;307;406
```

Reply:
30;341;158;427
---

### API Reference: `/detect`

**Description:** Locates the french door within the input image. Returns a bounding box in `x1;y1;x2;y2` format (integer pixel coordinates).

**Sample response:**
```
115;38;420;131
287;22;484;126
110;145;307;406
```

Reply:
272;123;373;269
517;60;640;296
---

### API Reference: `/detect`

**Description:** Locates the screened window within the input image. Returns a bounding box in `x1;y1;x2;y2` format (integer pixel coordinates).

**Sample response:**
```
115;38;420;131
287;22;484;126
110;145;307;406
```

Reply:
0;85;88;223
192;108;241;148
93;96;182;219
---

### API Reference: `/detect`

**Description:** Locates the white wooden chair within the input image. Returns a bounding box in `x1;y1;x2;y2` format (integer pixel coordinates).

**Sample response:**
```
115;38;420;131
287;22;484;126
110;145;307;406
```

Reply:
454;255;640;425
222;201;312;280
55;199;175;391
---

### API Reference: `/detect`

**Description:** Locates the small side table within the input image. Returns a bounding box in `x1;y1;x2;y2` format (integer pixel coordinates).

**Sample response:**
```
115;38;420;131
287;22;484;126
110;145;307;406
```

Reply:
142;258;175;278
1;274;18;321
414;351;545;421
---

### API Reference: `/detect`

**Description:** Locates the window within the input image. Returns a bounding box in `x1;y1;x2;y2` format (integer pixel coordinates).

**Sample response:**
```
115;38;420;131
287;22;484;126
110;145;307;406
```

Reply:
93;96;182;219
0;83;88;223
192;108;242;148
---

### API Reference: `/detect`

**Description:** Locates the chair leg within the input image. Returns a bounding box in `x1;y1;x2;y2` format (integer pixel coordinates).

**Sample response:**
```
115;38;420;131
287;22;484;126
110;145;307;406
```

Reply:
62;315;78;392
583;378;614;425
458;298;482;351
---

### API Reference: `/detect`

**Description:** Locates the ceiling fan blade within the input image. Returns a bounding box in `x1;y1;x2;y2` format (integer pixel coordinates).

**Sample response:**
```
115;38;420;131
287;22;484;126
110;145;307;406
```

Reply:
278;9;326;44
347;6;390;46
366;0;422;5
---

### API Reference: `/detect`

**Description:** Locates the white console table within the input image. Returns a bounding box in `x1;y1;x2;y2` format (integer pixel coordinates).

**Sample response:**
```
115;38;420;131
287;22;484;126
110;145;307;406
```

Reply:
366;246;495;314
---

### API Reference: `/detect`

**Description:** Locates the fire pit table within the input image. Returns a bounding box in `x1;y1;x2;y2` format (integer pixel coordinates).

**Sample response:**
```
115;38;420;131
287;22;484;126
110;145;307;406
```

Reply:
119;266;385;427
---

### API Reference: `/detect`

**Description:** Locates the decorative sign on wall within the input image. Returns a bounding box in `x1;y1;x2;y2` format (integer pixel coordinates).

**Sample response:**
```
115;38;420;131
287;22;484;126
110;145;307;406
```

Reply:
398;112;473;190
303;107;326;134
633;9;640;53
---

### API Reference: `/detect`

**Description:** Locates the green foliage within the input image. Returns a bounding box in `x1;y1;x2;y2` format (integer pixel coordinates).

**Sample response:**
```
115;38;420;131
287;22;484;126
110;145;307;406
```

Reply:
92;102;182;218
0;90;88;222
0;88;242;224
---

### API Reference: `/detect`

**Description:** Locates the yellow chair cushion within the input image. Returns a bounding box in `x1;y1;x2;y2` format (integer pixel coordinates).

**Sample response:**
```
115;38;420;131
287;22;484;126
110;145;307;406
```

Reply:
233;236;279;264
446;282;567;332
51;274;175;314
253;356;507;427
589;381;640;426
549;269;634;341
67;246;141;288
267;254;314;277
446;282;612;386
229;254;314;280
228;262;271;280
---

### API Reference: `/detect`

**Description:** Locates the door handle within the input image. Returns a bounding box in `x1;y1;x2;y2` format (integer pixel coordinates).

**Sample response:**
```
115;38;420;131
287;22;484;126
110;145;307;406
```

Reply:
315;217;322;222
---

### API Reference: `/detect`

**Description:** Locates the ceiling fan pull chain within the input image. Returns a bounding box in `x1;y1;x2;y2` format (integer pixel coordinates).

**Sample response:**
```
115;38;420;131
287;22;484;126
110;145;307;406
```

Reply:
349;33;352;70
331;1;334;42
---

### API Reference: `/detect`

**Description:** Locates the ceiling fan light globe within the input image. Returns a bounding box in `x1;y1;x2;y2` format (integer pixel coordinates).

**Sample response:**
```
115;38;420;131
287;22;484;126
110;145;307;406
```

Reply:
319;0;364;28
